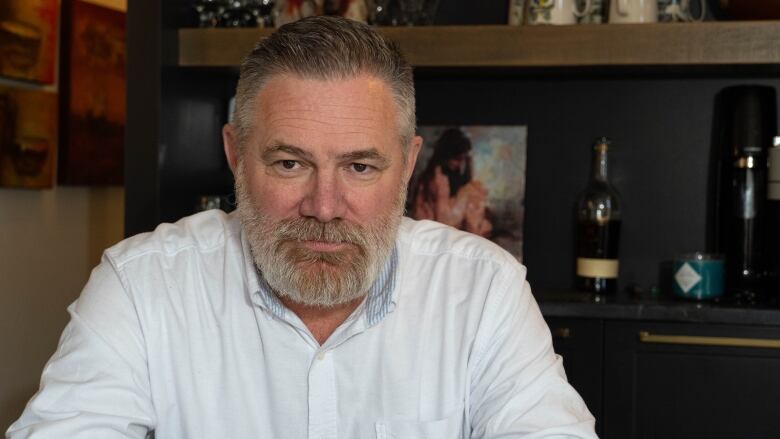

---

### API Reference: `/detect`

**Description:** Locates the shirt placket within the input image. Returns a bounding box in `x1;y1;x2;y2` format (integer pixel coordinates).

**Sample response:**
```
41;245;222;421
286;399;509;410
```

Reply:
308;348;337;439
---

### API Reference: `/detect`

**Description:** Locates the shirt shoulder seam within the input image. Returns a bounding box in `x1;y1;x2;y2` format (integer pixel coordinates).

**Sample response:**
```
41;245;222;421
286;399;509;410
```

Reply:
109;228;241;270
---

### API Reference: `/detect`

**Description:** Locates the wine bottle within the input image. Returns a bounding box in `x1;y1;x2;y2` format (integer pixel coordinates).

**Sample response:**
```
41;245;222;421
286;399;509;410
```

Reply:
575;137;622;296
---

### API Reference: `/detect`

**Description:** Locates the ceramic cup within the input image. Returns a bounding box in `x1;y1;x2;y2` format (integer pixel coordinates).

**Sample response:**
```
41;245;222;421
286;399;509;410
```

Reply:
578;0;606;24
525;0;592;25
658;0;706;22
608;0;658;23
508;0;525;25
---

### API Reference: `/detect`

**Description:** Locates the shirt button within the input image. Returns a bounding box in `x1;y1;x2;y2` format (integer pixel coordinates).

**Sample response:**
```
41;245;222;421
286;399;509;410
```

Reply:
316;350;326;361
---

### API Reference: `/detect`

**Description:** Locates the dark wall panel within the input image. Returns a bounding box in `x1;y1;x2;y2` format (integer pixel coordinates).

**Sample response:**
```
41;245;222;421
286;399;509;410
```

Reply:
415;75;780;294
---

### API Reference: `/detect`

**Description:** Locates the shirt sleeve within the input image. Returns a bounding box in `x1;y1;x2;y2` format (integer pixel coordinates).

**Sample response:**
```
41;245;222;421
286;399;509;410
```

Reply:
6;255;156;439
468;265;598;438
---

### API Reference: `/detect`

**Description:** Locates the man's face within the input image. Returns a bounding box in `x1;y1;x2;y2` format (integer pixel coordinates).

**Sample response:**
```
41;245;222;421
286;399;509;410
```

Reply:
226;73;421;307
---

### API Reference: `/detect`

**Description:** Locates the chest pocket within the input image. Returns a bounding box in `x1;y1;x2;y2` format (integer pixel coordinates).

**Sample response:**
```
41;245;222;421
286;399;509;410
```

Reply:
375;408;464;439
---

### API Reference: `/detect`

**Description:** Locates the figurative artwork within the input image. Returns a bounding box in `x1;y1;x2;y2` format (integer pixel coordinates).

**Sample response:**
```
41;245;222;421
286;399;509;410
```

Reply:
0;85;58;189
59;0;126;185
0;0;58;84
408;126;528;261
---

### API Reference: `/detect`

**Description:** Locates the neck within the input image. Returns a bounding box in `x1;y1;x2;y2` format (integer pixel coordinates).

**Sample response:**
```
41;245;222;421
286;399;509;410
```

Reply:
278;295;365;345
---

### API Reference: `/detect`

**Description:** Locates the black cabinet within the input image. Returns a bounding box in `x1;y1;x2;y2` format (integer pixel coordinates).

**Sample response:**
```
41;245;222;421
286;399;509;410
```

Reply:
546;317;604;436
541;298;780;438
603;321;780;439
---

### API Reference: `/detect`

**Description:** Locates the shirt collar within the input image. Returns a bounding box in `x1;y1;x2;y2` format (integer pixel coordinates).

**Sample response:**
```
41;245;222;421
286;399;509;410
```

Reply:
243;230;398;326
364;246;398;326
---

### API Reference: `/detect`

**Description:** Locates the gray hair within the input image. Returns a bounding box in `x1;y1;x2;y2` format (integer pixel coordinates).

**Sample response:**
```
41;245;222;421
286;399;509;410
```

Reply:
233;15;416;153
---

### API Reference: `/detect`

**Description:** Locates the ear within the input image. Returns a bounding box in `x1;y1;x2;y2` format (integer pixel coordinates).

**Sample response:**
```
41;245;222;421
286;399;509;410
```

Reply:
403;135;423;184
223;123;240;175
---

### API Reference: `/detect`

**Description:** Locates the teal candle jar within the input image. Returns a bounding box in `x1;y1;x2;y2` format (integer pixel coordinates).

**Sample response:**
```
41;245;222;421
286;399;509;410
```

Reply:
672;253;724;300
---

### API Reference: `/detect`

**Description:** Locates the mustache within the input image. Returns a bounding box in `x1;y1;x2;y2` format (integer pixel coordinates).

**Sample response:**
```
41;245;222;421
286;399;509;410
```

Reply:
273;217;369;246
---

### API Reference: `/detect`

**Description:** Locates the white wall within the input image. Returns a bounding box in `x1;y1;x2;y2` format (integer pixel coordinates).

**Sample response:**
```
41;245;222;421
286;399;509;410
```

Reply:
0;0;127;430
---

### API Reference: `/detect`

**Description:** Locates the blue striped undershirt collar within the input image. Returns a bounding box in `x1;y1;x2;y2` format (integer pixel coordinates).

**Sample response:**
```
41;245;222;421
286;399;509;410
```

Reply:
254;246;398;327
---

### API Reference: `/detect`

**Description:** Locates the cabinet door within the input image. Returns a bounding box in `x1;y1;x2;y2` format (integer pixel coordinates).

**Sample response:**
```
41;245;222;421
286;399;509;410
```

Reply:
545;317;603;435
604;321;780;439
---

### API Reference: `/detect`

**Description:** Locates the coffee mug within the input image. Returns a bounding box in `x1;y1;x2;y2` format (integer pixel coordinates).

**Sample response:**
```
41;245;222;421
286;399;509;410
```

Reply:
526;0;592;25
578;0;606;24
608;0;658;23
658;0;707;22
508;0;525;25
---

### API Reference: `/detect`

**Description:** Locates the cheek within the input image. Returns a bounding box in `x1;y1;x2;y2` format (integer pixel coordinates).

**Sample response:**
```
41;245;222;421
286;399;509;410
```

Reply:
245;170;304;216
263;189;303;218
347;176;405;218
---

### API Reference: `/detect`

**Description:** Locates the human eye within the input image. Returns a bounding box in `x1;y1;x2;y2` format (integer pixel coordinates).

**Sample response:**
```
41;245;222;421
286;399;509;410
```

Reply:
271;159;306;175
351;163;371;173
280;160;298;170
348;162;379;177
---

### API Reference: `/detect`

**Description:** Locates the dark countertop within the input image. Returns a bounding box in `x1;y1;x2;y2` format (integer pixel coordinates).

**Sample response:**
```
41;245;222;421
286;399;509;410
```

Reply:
536;290;780;327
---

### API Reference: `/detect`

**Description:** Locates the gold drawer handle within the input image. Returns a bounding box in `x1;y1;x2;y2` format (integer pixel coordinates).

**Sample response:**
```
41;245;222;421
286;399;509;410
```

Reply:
639;331;780;349
553;328;571;339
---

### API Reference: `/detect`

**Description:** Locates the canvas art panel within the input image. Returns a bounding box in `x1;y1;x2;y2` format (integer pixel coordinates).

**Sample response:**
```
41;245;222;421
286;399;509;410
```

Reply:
59;0;126;186
408;125;528;261
0;0;58;84
0;85;57;189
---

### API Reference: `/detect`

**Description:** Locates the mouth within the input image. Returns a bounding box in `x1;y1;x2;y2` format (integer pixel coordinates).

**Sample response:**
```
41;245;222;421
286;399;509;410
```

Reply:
299;240;351;252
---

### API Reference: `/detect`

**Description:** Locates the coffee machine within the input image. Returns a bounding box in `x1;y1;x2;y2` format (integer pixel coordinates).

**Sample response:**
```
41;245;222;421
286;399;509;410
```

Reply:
708;85;777;304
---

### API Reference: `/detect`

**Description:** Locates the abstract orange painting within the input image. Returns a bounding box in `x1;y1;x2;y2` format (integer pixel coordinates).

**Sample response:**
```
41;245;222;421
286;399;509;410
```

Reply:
0;85;58;189
59;0;125;185
0;0;58;84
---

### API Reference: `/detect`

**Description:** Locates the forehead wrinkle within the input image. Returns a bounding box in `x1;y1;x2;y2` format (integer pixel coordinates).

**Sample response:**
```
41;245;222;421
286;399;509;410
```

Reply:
266;95;383;113
270;107;381;121
268;116;379;128
272;112;379;122
266;112;384;134
269;123;383;136
264;96;387;117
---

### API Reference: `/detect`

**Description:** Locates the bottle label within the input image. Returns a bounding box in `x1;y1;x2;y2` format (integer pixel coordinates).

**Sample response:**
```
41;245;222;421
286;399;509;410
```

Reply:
577;257;619;278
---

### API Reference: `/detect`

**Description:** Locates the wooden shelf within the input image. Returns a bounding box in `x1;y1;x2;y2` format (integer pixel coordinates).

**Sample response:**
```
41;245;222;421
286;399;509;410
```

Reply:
178;22;780;68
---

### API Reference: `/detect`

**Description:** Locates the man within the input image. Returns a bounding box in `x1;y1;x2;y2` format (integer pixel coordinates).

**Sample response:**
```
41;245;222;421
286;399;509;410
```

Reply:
7;16;596;438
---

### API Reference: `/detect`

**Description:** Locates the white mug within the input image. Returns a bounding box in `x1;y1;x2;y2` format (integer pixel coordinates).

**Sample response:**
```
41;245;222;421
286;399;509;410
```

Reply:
525;0;592;25
608;0;658;23
659;0;707;22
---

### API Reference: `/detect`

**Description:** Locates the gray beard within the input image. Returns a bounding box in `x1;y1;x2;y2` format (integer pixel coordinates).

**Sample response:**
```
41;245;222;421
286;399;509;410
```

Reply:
235;163;405;308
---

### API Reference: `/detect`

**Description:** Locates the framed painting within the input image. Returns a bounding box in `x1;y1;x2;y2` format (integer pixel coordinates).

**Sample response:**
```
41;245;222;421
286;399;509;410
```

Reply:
407;125;528;261
0;0;58;84
58;0;125;186
0;85;57;189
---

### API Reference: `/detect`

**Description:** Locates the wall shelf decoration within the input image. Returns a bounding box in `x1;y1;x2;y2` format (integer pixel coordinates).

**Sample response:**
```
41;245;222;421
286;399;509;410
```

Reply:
177;22;780;68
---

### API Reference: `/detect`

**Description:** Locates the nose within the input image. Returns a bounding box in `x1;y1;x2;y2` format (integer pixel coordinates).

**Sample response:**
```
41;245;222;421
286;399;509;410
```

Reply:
299;170;347;223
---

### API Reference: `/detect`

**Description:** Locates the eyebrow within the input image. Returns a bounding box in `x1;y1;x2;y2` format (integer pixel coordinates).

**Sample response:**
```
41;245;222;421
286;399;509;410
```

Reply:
261;144;391;168
337;149;391;168
260;144;314;162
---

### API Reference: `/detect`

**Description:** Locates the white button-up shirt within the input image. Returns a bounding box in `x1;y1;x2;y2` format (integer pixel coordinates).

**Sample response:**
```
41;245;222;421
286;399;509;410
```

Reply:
7;211;596;438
